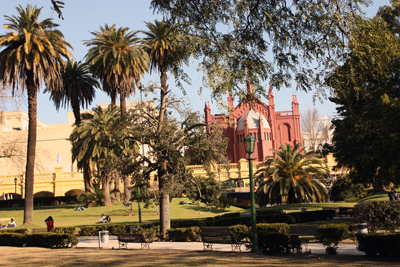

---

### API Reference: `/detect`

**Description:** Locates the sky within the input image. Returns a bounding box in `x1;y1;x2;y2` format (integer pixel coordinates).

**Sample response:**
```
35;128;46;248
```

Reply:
0;0;392;125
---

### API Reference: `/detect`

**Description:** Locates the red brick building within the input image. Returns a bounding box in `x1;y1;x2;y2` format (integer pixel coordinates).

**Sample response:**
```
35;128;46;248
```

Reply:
204;84;302;163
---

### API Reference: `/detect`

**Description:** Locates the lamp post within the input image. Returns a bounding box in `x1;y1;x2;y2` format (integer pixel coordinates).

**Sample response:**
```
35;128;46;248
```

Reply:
14;177;17;195
325;161;332;200
244;133;259;253
20;179;24;199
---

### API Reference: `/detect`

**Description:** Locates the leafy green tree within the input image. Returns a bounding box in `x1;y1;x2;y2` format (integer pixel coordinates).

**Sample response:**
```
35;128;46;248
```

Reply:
122;95;227;239
255;143;329;205
140;20;195;238
0;5;72;224
44;60;99;125
328;1;400;188
151;0;368;102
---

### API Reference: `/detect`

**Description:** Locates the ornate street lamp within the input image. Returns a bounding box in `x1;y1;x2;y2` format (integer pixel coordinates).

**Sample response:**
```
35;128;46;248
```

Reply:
14;177;17;195
325;161;332;200
244;133;259;253
20;179;24;199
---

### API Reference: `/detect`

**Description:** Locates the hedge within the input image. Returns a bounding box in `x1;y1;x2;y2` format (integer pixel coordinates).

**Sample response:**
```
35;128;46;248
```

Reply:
0;233;79;248
353;201;400;233
167;227;200;241
356;234;400;256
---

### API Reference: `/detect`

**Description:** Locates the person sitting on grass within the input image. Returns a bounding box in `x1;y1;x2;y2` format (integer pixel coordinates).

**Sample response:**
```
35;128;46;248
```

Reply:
98;214;106;223
8;218;16;228
105;215;111;223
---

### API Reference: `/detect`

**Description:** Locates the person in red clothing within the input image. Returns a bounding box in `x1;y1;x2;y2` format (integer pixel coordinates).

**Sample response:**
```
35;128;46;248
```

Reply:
45;216;54;232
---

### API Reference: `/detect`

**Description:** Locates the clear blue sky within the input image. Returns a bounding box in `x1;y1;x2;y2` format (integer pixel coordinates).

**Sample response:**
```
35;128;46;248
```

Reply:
0;0;391;125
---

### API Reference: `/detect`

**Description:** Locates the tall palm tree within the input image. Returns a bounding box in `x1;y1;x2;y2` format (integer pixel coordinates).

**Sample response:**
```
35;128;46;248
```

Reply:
255;143;329;206
44;60;99;125
85;25;149;203
141;19;192;239
84;24;149;115
70;106;121;206
0;5;72;224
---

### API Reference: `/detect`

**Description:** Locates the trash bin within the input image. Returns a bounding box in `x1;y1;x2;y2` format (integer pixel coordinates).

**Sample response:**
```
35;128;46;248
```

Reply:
99;231;109;243
301;207;307;212
356;223;368;234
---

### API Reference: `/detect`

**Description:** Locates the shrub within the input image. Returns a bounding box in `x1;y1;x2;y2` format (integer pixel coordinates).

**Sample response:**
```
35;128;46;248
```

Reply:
229;224;250;241
0;228;29;234
353;201;400;233
0;233;79;248
167;227;199;241
0;233;25;246
332;177;364;201
356;234;400;256
317;223;349;254
258;231;289;253
79;226;102;236
131;226;159;240
53;227;77;235
255;223;290;234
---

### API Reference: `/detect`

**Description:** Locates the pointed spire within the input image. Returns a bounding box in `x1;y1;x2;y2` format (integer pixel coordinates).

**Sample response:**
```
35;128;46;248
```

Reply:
228;93;234;109
268;83;274;106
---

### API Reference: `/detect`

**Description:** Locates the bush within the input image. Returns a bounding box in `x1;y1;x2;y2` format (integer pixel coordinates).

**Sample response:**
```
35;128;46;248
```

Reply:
167;227;199;241
53;227;77;235
131;226;159;240
332;177;365;201
317;223;349;254
353;201;400;233
0;228;29;234
0;233;25;246
229;224;250;241
356;234;400;256
0;233;79;248
255;223;290;234
258;231;289;253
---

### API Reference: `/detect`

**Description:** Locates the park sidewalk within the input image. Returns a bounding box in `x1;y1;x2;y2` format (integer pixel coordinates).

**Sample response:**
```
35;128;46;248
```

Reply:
77;236;365;255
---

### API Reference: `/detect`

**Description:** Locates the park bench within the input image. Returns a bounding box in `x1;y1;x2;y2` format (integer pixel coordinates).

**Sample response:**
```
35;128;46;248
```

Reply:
200;226;245;251
31;228;47;233
337;207;354;218
287;225;319;242
116;233;152;249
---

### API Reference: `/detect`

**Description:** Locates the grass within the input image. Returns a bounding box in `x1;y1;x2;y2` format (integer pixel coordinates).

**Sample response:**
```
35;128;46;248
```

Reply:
1;247;399;266
0;198;245;229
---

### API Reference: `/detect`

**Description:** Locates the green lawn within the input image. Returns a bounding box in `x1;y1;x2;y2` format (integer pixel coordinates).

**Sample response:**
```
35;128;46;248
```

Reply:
2;189;395;230
0;198;245;230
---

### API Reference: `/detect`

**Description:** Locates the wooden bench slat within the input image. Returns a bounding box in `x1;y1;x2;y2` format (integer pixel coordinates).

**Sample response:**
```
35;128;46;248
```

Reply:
117;233;152;249
200;226;246;251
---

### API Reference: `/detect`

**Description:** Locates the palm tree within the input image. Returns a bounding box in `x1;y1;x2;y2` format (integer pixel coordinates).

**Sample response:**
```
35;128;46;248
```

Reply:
255;143;329;206
70;106;122;206
141;19;192;239
44;60;99;125
85;25;149;203
84;24;149;115
0;5;72;224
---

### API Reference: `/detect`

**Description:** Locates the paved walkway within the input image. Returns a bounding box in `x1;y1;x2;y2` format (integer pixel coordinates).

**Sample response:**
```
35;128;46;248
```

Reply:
77;236;365;255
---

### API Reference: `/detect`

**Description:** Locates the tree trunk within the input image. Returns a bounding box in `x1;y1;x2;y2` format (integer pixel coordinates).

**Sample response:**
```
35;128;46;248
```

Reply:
123;175;131;203
114;174;121;202
159;159;170;240
72;102;81;125
23;73;37;225
158;69;170;239
102;173;112;206
83;167;92;193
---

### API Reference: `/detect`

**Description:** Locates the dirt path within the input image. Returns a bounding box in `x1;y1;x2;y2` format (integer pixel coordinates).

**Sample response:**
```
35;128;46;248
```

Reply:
1;247;398;267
